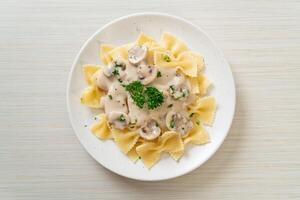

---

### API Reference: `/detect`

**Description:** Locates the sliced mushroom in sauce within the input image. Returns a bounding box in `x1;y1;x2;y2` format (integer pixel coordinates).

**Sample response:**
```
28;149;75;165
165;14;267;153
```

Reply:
103;59;126;79
139;119;161;140
137;64;158;85
108;112;130;130
128;45;148;65
168;73;191;100
166;111;193;136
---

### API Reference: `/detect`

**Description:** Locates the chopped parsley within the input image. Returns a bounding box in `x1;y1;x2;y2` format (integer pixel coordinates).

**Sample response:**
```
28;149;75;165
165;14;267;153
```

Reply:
182;90;187;97
170;119;175;128
84;124;87;127
112;67;119;76
167;104;173;108
196;121;200;126
125;81;145;108
118;78;123;83
163;54;171;62
119;114;126;122
156;71;162;78
144;86;164;110
124;80;164;109
108;94;113;100
189;113;194;118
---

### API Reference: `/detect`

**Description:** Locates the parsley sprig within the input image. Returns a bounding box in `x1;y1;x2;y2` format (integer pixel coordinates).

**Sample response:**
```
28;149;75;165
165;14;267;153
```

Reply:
125;81;145;108
145;86;164;109
125;81;164;109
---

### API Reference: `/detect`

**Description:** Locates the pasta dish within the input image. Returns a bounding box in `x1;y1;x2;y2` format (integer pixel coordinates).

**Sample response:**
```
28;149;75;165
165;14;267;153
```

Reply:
80;32;216;168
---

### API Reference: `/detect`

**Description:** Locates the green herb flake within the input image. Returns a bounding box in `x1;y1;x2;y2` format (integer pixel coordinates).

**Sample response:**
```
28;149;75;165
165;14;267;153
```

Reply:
196;121;200;126
94;117;97;120
118;79;123;83
163;54;171;62
108;94;113;100
156;71;162;78
112;67;119;76
167;104;173;108
138;156;141;159
125;81;145;108
119;114;126;122
189;113;194;118
125;81;164;110
170;119;175;128
84;124;87;127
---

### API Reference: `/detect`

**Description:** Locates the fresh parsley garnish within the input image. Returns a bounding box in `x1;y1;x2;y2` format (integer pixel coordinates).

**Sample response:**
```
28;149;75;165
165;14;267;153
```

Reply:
163;54;171;62
156;71;162;78
108;94;113;100
124;80;164;110
125;81;145;108
144;86;164;110
167;104;173;108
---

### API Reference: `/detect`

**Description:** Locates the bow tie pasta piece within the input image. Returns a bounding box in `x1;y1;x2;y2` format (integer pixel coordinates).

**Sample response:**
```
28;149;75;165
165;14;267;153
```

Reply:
82;64;101;85
107;44;132;61
136;131;184;168
183;122;210;145
136;32;164;50
170;123;210;161
189;52;205;73
90;114;112;139
154;51;198;77
136;32;166;65
189;74;211;96
189;96;216;126
100;44;115;65
80;85;104;108
136;32;156;46
80;65;105;108
127;142;142;162
161;32;188;58
111;128;140;154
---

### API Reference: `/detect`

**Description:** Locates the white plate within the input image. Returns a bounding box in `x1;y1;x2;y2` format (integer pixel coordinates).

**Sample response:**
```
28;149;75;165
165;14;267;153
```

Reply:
67;12;236;181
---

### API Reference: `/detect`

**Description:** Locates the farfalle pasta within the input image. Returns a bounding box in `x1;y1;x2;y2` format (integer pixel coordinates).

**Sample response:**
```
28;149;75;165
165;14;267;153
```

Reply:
80;32;217;168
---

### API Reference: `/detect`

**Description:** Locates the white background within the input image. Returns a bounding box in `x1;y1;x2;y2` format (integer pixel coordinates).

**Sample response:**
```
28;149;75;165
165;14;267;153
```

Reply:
1;0;300;199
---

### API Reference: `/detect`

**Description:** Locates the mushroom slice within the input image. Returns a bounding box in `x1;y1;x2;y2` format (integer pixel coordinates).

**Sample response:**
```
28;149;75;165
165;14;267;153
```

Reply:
108;112;130;130
137;64;158;85
139;120;161;140
168;73;190;100
166;111;193;136
103;59;126;78
128;45;148;65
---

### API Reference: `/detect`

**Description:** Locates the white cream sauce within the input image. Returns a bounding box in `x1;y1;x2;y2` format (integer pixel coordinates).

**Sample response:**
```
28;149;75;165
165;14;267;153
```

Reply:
95;45;194;140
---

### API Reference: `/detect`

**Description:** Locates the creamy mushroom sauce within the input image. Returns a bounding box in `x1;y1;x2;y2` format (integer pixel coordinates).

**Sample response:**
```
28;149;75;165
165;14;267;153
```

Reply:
95;45;195;140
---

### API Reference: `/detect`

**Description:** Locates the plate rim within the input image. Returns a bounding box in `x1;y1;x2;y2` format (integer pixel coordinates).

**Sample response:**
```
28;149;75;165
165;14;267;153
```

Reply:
66;12;236;181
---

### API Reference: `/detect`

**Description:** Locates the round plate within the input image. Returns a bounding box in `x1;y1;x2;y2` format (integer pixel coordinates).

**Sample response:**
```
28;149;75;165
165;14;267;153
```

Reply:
67;12;236;181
